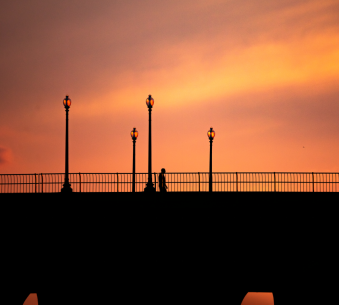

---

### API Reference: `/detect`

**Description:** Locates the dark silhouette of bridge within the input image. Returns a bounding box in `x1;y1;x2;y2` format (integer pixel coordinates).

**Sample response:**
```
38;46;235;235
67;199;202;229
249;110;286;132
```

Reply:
4;192;338;305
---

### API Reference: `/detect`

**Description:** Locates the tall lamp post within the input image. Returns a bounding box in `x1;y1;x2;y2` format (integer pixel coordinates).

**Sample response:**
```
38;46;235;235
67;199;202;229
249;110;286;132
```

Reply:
207;127;215;192
144;94;156;192
131;127;138;192
61;95;73;192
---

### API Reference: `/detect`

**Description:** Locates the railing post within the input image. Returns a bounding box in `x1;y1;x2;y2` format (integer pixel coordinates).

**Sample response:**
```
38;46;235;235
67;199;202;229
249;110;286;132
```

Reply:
274;172;276;192
236;172;238;192
35;174;37;193
41;173;43;193
117;173;119;192
312;172;314;192
198;172;200;192
79;172;81;193
154;173;157;192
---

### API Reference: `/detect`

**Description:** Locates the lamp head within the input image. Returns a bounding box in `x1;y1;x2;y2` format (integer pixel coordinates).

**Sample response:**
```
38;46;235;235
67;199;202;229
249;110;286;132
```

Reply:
63;95;71;108
207;127;215;140
146;95;154;108
131;127;138;140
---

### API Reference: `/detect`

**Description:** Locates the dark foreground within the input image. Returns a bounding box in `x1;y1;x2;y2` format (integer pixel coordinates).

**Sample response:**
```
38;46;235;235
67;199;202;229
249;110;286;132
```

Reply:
3;192;338;305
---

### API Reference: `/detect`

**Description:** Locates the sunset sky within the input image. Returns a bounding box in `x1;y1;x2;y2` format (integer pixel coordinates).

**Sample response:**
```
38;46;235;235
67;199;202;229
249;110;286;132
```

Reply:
0;0;338;174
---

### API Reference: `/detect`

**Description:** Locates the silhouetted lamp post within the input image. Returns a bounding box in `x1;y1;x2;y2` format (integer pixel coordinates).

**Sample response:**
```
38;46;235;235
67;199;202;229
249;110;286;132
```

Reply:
61;95;72;193
131;127;138;192
144;95;156;192
207;127;215;192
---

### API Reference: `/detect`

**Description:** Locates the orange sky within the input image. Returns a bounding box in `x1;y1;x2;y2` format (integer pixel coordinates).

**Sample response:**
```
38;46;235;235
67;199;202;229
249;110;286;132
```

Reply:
0;0;338;174
23;292;274;305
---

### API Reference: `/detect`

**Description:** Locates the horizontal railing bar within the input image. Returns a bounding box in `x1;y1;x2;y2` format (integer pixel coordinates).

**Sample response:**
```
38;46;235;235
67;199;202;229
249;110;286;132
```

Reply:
1;172;339;174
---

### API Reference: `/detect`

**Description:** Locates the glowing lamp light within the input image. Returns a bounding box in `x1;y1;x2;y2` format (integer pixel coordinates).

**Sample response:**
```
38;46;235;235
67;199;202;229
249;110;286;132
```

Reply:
131;127;138;140
146;95;154;108
207;127;215;140
63;95;71;108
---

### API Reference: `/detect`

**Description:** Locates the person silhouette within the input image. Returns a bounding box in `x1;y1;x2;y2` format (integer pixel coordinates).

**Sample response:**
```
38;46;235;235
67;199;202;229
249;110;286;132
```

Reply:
159;168;168;192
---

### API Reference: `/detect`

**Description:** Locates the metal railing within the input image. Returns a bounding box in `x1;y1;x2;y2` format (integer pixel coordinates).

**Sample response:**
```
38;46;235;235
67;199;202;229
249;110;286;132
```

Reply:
0;172;338;193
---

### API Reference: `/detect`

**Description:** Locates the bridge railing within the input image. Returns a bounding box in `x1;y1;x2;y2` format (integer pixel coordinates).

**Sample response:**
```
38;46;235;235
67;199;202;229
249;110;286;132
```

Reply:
0;172;338;193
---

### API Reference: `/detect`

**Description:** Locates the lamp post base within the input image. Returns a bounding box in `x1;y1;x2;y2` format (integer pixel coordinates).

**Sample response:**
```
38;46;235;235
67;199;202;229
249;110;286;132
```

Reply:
144;182;156;192
61;183;73;193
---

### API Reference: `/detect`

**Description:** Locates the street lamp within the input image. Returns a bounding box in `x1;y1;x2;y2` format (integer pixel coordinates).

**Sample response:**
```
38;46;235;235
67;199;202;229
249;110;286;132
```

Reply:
131;127;138;192
61;95;72;192
144;94;156;192
207;127;215;192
